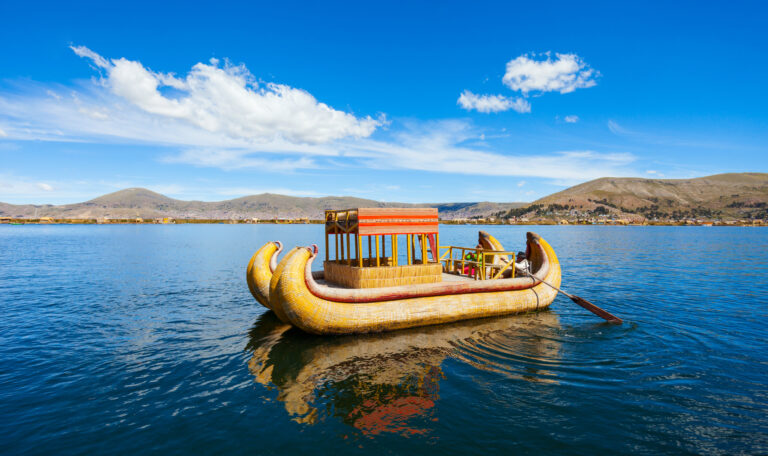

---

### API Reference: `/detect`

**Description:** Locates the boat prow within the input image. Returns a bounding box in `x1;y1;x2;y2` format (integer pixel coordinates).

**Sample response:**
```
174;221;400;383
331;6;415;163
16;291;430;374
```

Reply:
246;241;282;308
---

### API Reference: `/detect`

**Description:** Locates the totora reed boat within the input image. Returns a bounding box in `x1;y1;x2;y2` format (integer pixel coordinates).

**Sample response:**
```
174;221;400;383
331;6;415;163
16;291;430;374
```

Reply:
246;208;561;335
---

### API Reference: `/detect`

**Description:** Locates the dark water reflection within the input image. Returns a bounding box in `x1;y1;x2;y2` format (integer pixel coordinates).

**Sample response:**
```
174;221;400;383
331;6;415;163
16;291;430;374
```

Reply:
246;310;562;435
1;224;767;455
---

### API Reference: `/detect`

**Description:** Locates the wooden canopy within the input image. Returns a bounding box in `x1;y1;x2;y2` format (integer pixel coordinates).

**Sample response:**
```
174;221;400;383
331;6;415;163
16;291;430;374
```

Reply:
324;208;440;271
325;208;438;236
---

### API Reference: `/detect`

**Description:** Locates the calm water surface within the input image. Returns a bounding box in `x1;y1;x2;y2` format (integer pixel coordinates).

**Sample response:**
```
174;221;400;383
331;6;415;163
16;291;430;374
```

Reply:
1;224;767;455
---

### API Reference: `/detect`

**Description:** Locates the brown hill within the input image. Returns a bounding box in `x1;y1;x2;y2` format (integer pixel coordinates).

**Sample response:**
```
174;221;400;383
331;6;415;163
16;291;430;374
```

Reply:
0;188;526;220
517;173;768;220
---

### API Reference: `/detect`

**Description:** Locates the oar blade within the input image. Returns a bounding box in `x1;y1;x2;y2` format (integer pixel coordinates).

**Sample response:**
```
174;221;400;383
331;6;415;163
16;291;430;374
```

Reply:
571;296;623;324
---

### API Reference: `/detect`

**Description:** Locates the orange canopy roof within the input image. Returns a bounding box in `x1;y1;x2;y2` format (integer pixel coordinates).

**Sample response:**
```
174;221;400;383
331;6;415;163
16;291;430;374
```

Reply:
326;208;439;236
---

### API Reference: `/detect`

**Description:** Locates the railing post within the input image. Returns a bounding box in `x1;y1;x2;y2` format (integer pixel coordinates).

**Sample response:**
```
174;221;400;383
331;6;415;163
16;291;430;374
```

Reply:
375;235;380;267
334;217;339;262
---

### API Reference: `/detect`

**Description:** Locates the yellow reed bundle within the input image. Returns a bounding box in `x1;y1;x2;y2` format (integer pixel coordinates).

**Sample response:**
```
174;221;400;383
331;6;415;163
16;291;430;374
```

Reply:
324;261;442;288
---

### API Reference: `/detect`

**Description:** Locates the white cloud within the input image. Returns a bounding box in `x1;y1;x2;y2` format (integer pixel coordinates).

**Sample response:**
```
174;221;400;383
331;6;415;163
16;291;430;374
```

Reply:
517;181;526;187
0;174;88;203
0;126;6;137
607;120;632;135
0;174;192;204
77;106;109;120
71;45;110;68
457;90;530;113
69;45;381;144
458;52;597;115
345;120;636;181
503;53;598;94
0;48;637;184
163;148;317;171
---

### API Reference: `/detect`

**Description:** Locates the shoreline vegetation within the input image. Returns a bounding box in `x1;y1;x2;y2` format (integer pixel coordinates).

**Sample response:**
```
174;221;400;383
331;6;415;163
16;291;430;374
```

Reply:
2;217;765;227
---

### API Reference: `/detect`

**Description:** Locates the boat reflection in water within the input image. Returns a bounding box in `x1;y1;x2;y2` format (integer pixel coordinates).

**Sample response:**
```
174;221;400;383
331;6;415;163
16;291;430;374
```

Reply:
246;310;562;436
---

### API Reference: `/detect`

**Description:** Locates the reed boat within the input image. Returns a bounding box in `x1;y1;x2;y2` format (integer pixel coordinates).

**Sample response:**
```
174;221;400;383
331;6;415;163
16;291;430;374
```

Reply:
246;208;560;335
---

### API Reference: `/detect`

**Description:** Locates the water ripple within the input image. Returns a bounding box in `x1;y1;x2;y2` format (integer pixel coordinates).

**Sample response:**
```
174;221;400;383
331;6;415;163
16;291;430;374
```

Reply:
1;224;767;455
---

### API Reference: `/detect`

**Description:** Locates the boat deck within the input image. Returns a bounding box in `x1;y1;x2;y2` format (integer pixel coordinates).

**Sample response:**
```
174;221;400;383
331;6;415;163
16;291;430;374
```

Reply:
316;272;476;289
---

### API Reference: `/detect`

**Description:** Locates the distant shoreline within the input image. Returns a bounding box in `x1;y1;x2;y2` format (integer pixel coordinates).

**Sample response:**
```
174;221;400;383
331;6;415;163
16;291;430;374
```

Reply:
2;219;765;227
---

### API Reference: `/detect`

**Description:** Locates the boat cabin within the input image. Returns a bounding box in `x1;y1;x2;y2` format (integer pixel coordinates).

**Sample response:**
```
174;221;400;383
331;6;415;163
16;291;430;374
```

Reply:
324;208;442;288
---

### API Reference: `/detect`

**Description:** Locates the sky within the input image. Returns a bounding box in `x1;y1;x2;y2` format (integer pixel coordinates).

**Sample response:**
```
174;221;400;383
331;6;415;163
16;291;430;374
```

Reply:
1;0;767;204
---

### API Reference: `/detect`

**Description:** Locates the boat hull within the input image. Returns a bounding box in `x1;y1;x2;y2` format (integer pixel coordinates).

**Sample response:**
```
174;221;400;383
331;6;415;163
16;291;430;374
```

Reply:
268;233;561;335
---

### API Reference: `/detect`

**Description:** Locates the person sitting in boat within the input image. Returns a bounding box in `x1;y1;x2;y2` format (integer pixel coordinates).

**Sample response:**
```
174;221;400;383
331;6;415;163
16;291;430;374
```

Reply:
513;251;530;274
462;244;483;276
497;251;530;278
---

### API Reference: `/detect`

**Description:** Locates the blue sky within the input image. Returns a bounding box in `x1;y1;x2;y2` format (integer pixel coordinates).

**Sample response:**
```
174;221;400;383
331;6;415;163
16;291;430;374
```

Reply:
1;0;766;204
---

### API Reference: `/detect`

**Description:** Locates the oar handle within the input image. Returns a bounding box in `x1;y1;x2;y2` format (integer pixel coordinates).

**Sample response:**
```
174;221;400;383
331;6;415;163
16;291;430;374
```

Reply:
519;269;622;324
570;296;623;324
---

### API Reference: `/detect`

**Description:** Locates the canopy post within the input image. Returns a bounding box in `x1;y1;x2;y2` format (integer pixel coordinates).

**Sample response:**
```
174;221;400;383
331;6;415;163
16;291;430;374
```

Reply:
407;234;412;265
357;234;362;267
391;235;398;266
346;232;351;265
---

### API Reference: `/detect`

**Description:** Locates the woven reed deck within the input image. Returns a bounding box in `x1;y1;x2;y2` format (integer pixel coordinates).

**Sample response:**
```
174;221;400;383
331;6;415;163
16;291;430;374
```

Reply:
316;272;475;289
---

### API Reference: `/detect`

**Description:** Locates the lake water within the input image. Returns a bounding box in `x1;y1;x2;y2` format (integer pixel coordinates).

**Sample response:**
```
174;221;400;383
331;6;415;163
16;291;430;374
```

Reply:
1;224;767;455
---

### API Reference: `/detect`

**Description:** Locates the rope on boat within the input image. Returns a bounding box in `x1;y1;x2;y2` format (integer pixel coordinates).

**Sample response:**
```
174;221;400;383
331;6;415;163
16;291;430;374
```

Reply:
523;261;540;310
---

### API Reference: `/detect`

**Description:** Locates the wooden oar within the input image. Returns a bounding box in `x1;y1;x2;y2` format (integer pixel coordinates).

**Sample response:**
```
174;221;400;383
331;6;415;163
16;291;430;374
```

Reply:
519;270;623;324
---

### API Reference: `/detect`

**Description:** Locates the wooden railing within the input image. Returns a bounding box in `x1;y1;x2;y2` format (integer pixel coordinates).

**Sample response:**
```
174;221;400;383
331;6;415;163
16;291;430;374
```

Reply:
439;246;516;280
324;209;436;268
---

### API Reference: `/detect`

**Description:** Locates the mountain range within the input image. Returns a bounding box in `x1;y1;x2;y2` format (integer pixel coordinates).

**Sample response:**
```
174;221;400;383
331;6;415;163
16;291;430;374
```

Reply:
0;188;526;220
1;173;766;221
